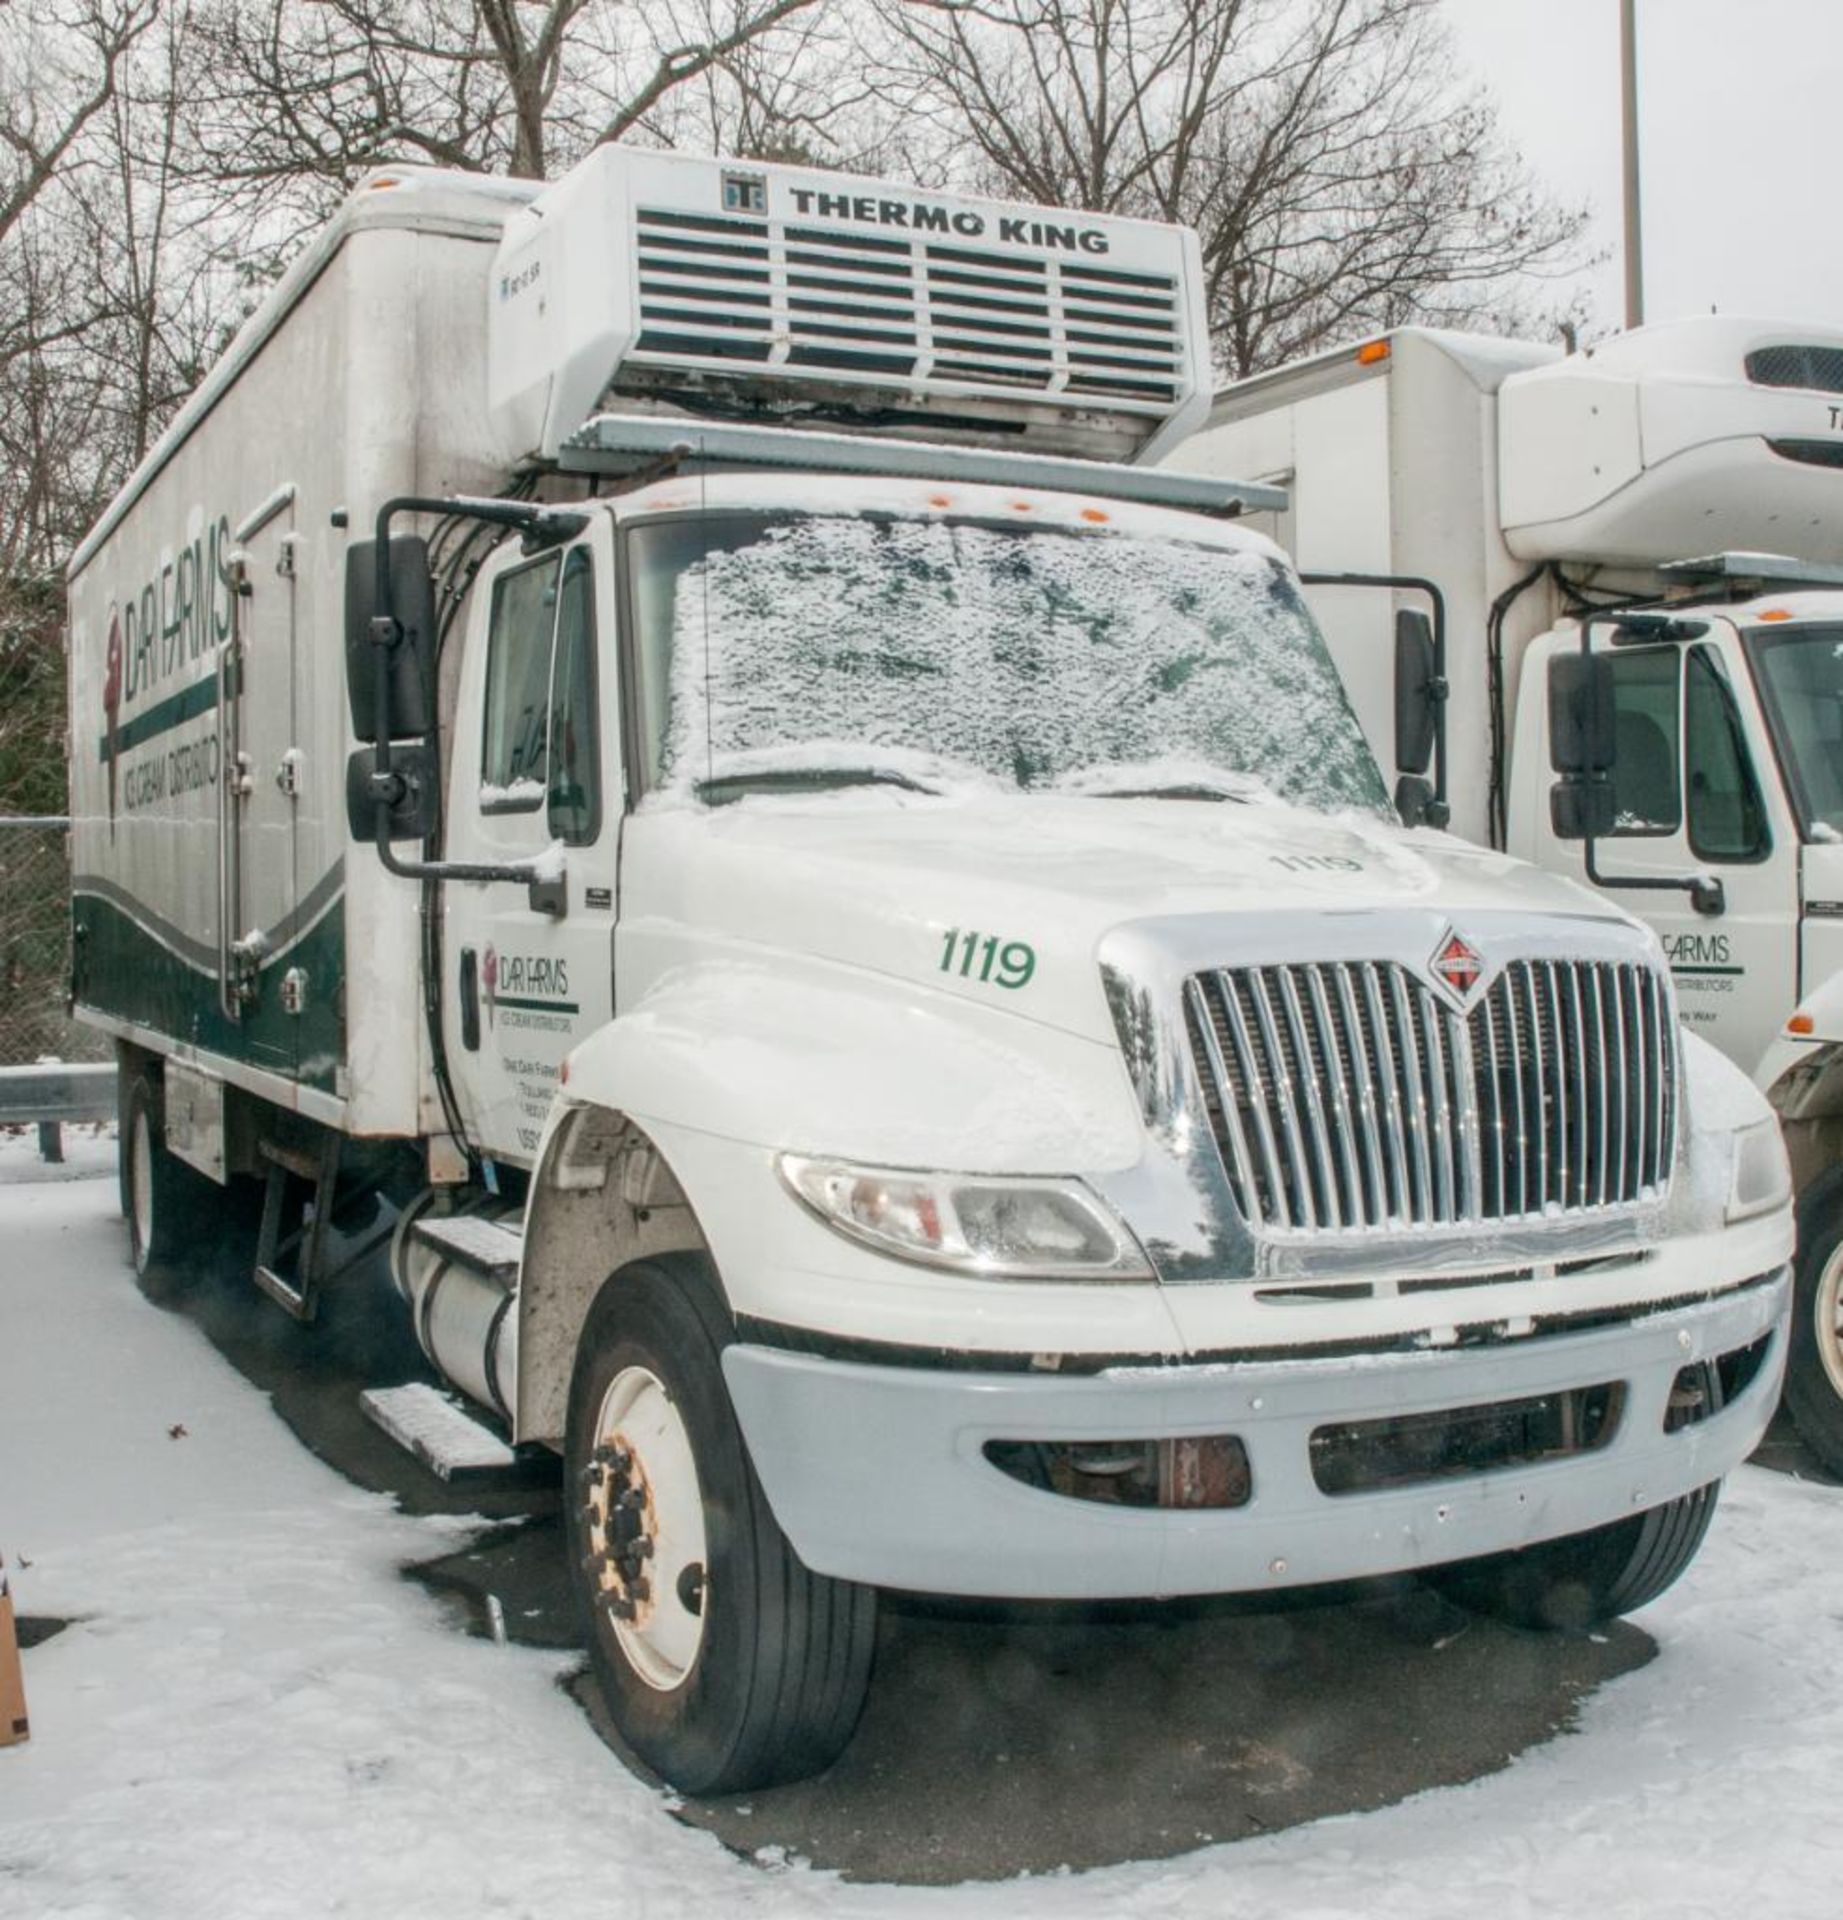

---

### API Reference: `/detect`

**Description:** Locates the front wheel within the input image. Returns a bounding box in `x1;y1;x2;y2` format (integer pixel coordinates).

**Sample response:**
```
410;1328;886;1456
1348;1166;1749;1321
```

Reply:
1427;1484;1720;1631
1783;1166;1843;1478
565;1254;877;1793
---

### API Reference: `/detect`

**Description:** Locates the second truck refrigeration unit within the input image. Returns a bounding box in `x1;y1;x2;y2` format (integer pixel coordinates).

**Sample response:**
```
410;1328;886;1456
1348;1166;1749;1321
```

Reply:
1172;318;1843;1472
68;153;1793;1792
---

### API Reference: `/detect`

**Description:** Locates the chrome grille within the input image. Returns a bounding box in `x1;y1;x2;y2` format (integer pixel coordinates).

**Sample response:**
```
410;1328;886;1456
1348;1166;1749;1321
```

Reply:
1184;959;1676;1235
630;207;1184;407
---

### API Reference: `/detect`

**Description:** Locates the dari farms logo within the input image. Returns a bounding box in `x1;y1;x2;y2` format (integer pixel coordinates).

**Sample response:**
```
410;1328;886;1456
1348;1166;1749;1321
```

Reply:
481;945;574;1029
102;608;124;835
98;508;238;837
1429;929;1486;1003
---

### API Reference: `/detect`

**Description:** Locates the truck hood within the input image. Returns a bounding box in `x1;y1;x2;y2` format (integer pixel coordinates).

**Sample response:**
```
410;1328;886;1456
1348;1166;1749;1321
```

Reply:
620;791;1637;1048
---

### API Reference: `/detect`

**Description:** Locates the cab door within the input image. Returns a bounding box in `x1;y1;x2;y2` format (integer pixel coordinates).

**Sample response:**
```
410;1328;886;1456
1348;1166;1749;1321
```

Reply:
1526;630;1799;1071
444;518;620;1166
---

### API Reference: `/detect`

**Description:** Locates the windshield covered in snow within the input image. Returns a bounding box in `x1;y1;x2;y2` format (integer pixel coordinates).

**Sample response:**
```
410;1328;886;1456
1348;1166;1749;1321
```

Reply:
628;511;1391;817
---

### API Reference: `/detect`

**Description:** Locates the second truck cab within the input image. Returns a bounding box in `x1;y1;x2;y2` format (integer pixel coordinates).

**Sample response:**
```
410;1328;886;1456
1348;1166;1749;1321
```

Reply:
1174;318;1843;1472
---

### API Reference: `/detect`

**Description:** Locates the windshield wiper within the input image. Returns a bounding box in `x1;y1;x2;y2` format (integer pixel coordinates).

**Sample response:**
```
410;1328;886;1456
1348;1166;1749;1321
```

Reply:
1051;763;1273;805
1090;783;1255;803
695;767;938;805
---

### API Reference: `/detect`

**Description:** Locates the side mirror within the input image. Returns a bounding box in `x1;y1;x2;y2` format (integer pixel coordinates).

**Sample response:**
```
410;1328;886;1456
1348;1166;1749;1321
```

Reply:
346;742;439;843
1394;774;1450;831
1393;608;1439;775
344;536;437;741
1550;777;1616;840
1548;650;1615;775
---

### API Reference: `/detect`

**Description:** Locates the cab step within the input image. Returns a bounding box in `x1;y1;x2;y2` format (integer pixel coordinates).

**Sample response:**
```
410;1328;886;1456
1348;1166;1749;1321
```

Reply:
407;1211;523;1286
360;1383;522;1482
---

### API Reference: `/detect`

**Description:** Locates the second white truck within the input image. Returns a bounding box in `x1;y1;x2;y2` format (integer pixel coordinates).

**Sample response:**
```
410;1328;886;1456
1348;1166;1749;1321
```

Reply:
67;157;1794;1792
1171;317;1843;1472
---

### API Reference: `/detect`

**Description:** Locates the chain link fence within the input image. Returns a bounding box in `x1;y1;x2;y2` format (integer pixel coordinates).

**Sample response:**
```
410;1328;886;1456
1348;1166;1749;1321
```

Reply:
0;818;107;1069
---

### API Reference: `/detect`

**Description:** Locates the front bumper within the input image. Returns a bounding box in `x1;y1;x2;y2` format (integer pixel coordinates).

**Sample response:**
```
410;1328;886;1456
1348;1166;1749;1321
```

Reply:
722;1269;1789;1600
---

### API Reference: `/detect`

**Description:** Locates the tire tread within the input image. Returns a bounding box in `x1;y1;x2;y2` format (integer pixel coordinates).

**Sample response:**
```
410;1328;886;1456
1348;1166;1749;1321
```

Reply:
568;1254;876;1794
1783;1165;1843;1478
1431;1482;1719;1631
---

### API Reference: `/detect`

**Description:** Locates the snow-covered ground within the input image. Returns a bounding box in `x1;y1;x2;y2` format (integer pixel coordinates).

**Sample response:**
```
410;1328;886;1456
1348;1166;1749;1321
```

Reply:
4;1144;1843;1917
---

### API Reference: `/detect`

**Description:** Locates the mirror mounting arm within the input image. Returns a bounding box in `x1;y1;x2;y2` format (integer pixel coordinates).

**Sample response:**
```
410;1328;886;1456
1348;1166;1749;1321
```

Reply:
1301;569;1448;816
362;493;586;898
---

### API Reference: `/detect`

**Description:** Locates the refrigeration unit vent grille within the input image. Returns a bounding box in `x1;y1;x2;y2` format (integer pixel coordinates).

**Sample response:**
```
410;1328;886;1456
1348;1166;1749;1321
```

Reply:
630;206;1186;410
1765;438;1843;470
1744;344;1843;395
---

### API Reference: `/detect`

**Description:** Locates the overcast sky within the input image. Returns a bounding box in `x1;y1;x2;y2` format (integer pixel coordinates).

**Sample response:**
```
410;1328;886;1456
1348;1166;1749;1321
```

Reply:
1441;0;1843;333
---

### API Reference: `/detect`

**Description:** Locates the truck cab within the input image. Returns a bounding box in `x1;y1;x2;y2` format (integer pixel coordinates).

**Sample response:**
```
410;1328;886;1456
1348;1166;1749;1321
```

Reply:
1512;578;1843;1470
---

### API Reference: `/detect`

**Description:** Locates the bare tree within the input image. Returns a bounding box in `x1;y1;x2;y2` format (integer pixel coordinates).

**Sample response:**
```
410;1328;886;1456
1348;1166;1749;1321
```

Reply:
0;0;243;813
180;0;831;261
873;0;1592;374
0;0;157;245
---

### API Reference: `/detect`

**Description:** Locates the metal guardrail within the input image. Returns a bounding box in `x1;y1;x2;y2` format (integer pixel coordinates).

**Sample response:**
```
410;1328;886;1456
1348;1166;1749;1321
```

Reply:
0;1062;117;1164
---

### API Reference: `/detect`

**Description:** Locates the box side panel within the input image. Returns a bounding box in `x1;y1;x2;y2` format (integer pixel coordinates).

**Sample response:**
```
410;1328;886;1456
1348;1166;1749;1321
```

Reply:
1388;339;1515;846
334;224;506;1137
67;253;357;1117
68;221;505;1138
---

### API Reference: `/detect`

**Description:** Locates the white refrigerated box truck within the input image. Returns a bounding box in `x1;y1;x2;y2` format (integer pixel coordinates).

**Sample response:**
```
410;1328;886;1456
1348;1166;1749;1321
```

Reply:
67;154;1794;1792
1168;317;1843;1473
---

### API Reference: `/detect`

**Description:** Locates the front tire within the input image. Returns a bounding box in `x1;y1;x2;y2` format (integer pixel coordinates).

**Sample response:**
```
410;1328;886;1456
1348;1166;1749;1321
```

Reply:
1428;1484;1720;1631
565;1254;877;1793
1783;1166;1843;1477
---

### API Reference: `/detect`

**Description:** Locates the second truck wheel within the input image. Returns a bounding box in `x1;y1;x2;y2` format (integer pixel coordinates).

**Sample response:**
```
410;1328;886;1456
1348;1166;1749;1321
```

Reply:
1783;1167;1843;1478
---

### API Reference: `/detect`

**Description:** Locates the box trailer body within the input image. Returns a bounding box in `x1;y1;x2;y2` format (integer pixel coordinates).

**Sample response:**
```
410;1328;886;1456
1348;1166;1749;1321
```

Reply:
67;159;1795;1794
67;176;534;1140
1174;317;1843;1472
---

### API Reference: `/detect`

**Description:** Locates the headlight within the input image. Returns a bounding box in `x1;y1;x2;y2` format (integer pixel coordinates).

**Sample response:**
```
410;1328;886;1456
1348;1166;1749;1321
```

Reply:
1727;1118;1791;1224
778;1154;1153;1280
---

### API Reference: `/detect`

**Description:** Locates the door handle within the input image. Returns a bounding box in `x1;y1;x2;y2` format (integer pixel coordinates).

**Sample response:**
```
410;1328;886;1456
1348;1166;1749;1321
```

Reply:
459;946;481;1052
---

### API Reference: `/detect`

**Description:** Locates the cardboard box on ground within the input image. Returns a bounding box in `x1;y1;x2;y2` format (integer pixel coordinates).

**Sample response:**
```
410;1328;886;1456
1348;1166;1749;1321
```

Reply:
0;1560;29;1747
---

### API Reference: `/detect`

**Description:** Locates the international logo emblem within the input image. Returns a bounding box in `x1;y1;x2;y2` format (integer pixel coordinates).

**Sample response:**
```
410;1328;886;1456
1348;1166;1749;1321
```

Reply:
1430;929;1484;999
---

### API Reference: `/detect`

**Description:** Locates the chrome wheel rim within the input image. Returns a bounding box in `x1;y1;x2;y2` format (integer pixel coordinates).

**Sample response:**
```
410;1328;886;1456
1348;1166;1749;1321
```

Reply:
586;1365;708;1692
1816;1241;1843;1401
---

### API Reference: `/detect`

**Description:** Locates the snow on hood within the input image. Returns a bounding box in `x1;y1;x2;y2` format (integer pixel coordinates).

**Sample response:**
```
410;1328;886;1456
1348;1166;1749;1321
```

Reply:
622;787;1628;1047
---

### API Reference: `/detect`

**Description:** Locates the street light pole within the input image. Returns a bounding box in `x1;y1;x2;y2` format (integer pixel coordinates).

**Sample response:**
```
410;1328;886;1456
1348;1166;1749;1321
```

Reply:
1621;0;1644;328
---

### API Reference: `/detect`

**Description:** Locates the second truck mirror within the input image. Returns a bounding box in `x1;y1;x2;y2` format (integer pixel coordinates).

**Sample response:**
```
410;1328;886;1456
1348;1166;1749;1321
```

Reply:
1550;778;1616;840
1393;608;1438;775
1548;650;1616;774
344;535;437;741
